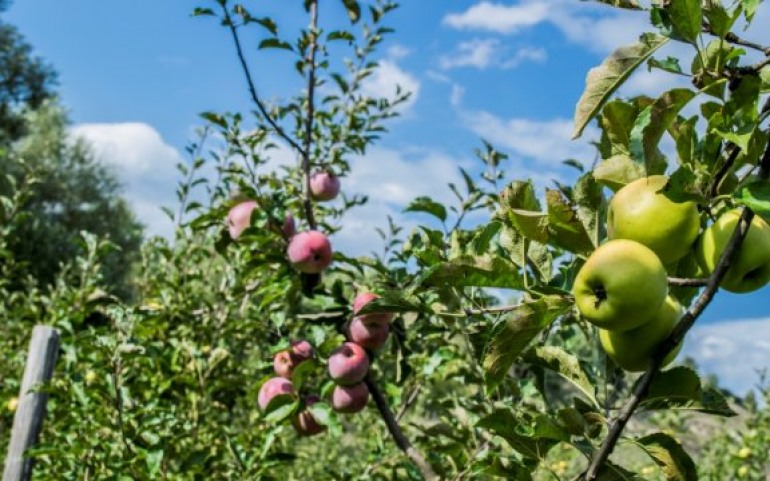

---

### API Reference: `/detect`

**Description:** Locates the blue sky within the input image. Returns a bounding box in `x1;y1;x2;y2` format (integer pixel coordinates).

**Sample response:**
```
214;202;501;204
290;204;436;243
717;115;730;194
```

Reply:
7;0;770;395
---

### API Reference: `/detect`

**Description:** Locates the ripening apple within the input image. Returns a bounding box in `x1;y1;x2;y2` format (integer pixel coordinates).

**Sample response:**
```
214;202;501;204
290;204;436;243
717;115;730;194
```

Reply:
352;292;394;326
257;377;295;411
331;382;369;414
607;176;701;265
287;230;333;273
227;200;258;240
599;296;683;372
696;209;770;293
573;239;668;331
292;395;326;436
347;317;390;350
309;171;340;202
273;340;314;378
328;342;369;385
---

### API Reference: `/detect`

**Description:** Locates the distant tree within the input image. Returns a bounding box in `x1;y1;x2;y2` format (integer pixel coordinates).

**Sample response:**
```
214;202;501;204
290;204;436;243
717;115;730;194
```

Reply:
0;101;144;298
0;17;57;144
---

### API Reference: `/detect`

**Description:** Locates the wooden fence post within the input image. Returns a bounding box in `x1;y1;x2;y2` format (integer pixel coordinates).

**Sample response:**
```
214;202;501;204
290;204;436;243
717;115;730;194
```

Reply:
3;325;60;481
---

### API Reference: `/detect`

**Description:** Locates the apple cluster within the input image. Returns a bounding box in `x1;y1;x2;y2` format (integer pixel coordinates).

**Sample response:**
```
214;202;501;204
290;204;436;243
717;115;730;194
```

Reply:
225;170;343;274
256;292;395;436
573;175;770;372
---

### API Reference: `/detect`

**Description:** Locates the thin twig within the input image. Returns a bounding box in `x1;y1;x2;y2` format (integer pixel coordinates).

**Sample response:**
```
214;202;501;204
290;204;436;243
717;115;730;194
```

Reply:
667;277;709;287
721;31;770;56
221;7;305;155
396;384;421;422
708;143;741;198
365;372;439;480
302;0;320;230
581;131;770;480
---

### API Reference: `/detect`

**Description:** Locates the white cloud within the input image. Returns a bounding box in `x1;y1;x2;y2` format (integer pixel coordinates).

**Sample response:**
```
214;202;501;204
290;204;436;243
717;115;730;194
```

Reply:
460;110;597;167
334;147;470;256
440;39;500;70
386;44;411;60
439;39;546;70
443;1;550;34
70;123;184;238
450;83;465;107
443;1;649;54
361;59;420;113
682;318;770;397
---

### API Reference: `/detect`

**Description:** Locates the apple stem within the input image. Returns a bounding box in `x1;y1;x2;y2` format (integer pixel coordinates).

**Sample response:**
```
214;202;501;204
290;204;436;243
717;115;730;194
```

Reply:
581;126;770;480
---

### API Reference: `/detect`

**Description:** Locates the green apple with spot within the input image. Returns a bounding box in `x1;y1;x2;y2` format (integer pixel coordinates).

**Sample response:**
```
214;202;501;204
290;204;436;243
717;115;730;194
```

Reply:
573;239;668;331
599;295;683;372
607;175;701;265
696;209;770;293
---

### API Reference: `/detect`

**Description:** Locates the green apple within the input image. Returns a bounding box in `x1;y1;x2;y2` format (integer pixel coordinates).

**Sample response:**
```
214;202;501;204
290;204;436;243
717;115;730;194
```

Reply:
573;239;668;331
607;175;700;265
599;296;683;372
696;209;770;293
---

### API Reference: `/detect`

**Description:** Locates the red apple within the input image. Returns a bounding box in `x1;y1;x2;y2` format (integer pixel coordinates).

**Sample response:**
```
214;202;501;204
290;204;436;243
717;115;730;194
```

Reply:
331;383;369;414
328;342;369;385
309;171;340;202
352;292;394;326
287;231;333;273
227;200;258;240
273;340;314;378
292;395;326;436
347;317;389;350
257;377;295;411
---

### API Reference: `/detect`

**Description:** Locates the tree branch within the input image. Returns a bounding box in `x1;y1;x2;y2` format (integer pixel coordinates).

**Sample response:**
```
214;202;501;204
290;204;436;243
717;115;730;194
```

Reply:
582;131;770;480
364;372;439;480
667;277;709;287
222;7;305;156
708;142;741;198
302;0;319;230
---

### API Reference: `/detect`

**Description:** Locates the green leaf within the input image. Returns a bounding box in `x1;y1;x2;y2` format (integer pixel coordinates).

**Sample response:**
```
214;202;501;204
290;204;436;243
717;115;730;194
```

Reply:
417;255;525;289
594;462;646;480
593;154;646;191
258;38;294;51
742;0;760;23
264;399;299;423
357;295;425;315
573;173;606;247
192;7;216;17
524;346;598;406
636;432;698;481
663;0;703;43
508;210;549;243
477;409;566;459
482;296;571;389
702;0;737;38
640;366;736;416
340;0;361;23
545;189;595;255
470;221;502;255
404;196;447;222
327;30;355;42
573;33;669;139
634;88;697;174
734;180;770;224
592;0;641;9
648;56;683;75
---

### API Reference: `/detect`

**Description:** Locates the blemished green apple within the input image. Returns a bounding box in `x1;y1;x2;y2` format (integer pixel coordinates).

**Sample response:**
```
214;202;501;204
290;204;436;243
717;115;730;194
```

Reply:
696;209;770;293
573;239;668;331
599;295;683;372
607;175;700;265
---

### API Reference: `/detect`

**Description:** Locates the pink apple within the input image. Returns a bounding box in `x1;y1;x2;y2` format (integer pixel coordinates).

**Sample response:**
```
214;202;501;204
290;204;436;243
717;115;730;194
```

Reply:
328;342;369;385
347;317;389;350
352;292;394;326
331;383;369;414
309;171;341;202
282;212;297;238
227;200;258;240
292;395;326;436
287;230;333;273
257;377;295;411
291;340;314;361
273;340;314;378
